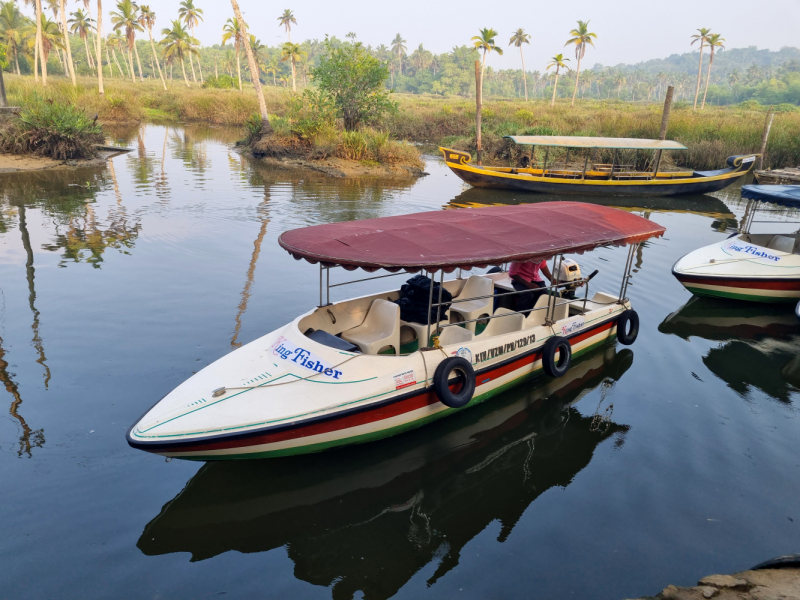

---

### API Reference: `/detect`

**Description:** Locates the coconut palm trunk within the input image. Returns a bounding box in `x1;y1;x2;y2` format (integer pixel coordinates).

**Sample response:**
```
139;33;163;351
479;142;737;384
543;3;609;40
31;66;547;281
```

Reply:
701;50;717;109
14;47;20;75
112;48;126;77
188;50;197;82
147;25;167;90
179;56;190;86
551;71;560;106
519;47;527;101
127;47;135;83
229;0;272;135
235;46;242;90
105;47;113;77
35;0;46;84
83;35;93;69
133;40;144;81
693;41;704;110
290;57;296;92
95;0;104;94
571;54;582;107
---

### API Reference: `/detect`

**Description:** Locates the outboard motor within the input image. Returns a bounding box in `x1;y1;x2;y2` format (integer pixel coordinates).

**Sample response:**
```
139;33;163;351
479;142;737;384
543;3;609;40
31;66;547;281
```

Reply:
555;258;582;299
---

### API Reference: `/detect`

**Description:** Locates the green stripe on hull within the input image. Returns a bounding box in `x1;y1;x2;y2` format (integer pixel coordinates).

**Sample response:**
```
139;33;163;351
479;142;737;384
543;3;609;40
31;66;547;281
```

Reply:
177;335;616;461
685;286;797;303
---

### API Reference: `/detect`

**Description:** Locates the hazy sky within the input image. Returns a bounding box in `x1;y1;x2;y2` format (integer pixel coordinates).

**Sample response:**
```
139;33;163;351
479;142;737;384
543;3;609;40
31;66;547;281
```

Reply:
40;0;800;72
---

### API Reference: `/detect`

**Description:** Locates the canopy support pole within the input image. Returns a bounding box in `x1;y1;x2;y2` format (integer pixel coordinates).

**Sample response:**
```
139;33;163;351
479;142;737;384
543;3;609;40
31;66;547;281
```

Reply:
319;264;323;307
611;149;617;178
434;270;445;346
425;270;434;349
565;148;570;170
543;148;549;176
581;154;589;180
326;267;330;305
546;254;563;326
618;244;637;303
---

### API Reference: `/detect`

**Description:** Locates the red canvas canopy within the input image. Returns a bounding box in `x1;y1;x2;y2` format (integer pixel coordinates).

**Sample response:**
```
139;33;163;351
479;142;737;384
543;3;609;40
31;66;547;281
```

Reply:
278;202;666;272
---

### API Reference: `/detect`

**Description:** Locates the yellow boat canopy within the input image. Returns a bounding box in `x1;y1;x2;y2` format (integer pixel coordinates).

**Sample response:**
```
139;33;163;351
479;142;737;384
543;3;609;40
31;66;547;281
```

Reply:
504;135;688;150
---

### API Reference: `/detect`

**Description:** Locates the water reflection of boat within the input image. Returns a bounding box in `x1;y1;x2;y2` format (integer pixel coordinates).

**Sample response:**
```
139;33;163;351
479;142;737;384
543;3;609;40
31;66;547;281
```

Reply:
659;297;800;402
448;186;737;222
138;346;632;598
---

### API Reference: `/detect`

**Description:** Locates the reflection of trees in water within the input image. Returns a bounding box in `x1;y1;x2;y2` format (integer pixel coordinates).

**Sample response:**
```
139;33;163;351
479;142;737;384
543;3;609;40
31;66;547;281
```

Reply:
39;164;142;268
138;346;633;599
0;336;45;458
660;297;800;403
170;129;210;175
231;188;270;348
18;206;51;387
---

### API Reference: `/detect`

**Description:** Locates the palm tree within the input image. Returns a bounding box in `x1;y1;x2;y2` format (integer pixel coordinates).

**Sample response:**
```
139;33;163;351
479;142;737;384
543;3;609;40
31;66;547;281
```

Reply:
280;41;305;92
229;0;272;136
55;0;76;84
265;54;279;85
565;20;596;107
27;13;62;69
68;9;95;70
391;33;406;75
727;68;740;86
277;8;295;42
690;27;712;110
0;1;27;75
160;19;195;86
95;0;104;94
178;0;203;83
110;0;143;83
546;53;570;106
471;28;503;96
139;5;166;90
700;33;724;109
221;17;244;90
508;28;530;101
107;30;128;77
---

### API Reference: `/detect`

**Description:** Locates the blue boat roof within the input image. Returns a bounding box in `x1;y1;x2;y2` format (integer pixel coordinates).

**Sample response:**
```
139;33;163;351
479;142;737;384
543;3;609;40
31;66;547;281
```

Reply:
742;185;800;207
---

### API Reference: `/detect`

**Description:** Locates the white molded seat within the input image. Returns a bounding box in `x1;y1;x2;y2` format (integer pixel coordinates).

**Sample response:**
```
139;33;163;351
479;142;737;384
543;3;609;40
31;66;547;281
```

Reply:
767;235;795;254
438;326;474;346
523;295;552;328
341;299;401;355
478;307;523;338
449;276;494;333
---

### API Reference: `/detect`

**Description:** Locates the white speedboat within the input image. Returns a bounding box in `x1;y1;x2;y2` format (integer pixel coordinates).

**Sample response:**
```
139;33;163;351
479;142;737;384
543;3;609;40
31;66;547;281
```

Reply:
127;202;664;460
673;185;800;303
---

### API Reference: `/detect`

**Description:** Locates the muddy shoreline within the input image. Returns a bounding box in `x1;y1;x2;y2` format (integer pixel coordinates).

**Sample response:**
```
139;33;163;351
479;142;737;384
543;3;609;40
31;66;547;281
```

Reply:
0;148;130;173
246;152;429;179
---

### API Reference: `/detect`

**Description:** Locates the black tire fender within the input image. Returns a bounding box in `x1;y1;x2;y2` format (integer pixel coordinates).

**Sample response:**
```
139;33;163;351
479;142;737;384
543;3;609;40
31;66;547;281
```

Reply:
542;336;572;378
433;357;476;409
617;309;640;345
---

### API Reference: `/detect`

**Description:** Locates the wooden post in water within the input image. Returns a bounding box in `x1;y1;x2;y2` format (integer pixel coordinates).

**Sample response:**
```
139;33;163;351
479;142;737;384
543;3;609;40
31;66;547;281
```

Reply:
758;106;775;171
475;60;483;166
652;85;674;177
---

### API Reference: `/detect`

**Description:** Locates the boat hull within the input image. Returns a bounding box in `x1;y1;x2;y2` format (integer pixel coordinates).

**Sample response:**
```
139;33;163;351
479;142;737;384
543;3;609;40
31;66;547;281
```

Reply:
127;312;623;460
441;148;755;197
672;235;800;302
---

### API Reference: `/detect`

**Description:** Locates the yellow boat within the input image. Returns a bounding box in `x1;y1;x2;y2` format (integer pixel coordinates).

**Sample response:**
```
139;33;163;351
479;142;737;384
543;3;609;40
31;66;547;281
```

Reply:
441;136;757;197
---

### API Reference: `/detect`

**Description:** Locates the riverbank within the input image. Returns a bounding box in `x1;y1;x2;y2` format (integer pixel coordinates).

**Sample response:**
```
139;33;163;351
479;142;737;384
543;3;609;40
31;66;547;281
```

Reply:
6;75;800;171
633;561;800;600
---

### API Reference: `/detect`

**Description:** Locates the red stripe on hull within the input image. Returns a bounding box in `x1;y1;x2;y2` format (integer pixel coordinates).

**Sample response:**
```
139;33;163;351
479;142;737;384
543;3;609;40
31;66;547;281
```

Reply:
157;319;616;454
675;274;800;291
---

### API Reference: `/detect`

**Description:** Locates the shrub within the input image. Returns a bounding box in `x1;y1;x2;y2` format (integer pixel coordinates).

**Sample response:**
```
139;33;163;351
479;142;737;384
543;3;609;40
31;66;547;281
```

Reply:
202;75;238;89
0;97;104;159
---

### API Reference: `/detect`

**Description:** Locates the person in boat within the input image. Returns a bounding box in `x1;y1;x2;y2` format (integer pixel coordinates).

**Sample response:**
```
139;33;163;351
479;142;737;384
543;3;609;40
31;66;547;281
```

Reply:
510;258;553;314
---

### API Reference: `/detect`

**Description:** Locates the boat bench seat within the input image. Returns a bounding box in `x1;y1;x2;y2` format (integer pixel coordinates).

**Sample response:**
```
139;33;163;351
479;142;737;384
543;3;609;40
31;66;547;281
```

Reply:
767;235;797;254
449;276;494;333
438;325;474;346
477;307;523;338
341;299;400;355
401;318;449;350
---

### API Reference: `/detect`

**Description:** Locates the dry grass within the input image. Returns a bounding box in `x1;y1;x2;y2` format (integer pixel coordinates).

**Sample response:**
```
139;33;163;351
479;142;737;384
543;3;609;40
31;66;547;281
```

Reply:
7;76;799;169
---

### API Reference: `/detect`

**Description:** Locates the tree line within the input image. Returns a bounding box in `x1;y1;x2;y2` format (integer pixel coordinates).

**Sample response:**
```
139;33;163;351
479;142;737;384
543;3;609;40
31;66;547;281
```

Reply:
1;1;798;107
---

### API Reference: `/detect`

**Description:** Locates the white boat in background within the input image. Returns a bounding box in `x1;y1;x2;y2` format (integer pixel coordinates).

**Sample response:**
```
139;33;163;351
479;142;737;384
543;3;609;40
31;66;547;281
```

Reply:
673;185;800;304
127;202;665;460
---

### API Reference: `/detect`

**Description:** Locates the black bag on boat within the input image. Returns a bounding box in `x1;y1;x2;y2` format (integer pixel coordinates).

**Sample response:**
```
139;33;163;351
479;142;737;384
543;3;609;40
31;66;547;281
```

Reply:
394;275;453;324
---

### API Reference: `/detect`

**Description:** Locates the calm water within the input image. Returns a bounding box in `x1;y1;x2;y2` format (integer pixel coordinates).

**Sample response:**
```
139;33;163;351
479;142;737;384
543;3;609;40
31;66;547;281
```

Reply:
1;124;798;600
